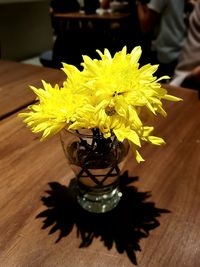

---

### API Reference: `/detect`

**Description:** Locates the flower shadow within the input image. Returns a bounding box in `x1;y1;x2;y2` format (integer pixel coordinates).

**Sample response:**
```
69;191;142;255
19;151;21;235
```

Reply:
36;171;169;265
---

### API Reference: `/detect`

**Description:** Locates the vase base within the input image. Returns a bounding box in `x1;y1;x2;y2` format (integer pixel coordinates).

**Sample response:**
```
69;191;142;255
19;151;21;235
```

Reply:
77;187;122;213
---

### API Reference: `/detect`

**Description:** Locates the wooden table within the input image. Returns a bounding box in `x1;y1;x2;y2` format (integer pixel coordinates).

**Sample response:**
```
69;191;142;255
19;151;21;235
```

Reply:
0;60;66;119
53;11;132;32
53;11;131;21
52;11;136;67
1;65;200;267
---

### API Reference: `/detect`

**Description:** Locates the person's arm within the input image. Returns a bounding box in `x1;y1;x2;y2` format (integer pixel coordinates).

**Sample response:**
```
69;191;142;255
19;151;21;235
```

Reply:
136;1;159;33
186;65;200;83
187;0;198;8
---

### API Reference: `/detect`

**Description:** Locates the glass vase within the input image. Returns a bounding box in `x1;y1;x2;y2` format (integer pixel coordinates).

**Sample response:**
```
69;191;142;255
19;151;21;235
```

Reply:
60;129;129;213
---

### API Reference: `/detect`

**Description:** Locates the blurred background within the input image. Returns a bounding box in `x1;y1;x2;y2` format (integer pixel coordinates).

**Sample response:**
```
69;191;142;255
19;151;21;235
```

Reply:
0;0;145;68
0;0;197;82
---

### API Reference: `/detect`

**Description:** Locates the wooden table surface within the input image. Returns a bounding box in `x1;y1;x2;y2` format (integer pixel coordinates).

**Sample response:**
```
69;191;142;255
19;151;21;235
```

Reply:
0;60;65;119
53;11;131;21
0;63;200;267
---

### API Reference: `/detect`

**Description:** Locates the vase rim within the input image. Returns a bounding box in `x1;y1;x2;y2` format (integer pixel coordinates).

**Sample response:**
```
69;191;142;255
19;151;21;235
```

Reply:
63;128;115;139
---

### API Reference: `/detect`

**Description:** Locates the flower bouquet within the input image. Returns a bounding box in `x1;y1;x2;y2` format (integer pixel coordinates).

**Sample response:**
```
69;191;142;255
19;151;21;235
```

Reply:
19;46;181;212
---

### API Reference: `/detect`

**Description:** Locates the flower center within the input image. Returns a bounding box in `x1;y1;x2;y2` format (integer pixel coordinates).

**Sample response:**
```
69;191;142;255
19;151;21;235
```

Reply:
113;91;123;97
105;106;116;116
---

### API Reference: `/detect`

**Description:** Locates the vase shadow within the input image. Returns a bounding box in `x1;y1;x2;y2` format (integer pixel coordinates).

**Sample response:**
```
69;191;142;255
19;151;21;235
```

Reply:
36;171;170;265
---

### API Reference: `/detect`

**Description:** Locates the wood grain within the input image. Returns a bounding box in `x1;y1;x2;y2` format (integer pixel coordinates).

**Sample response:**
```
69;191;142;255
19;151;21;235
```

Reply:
0;60;66;119
53;11;131;21
0;86;200;266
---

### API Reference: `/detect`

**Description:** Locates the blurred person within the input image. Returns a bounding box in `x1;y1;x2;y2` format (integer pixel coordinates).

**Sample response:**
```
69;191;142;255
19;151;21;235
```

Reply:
171;0;200;93
51;0;80;13
136;0;187;78
100;0;110;10
184;0;197;25
50;0;80;34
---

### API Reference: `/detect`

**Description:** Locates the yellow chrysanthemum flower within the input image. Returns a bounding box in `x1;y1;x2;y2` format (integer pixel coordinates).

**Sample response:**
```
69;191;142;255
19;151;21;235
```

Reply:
19;46;182;162
19;81;88;140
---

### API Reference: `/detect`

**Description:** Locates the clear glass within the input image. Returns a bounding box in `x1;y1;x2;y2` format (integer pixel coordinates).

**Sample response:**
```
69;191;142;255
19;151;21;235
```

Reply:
60;129;129;213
